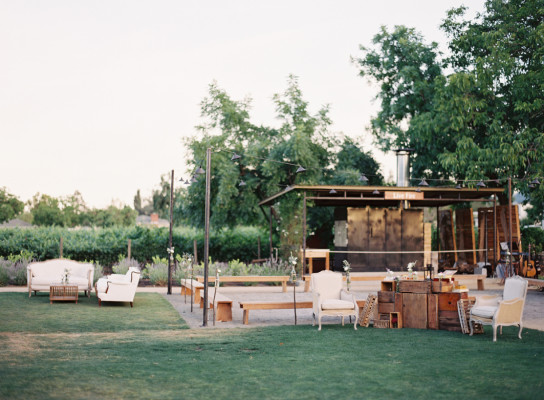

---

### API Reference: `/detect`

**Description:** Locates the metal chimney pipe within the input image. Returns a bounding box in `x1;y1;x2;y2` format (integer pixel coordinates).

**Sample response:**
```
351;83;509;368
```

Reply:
394;148;414;187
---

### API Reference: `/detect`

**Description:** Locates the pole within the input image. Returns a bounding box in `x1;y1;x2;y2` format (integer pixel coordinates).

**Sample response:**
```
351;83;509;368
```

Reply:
193;239;198;265
167;169;174;295
508;177;513;275
302;192;307;276
269;208;273;261
493;195;497;268
203;148;211;326
127;239;132;260
436;207;440;266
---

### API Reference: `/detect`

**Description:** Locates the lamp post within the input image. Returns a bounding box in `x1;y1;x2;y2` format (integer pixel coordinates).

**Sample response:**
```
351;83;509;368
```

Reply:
202;148;211;326
167;169;174;295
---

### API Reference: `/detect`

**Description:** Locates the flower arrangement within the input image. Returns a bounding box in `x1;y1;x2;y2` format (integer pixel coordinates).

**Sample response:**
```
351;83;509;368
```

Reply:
386;268;395;279
343;260;351;291
407;261;418;279
288;253;297;283
61;268;70;285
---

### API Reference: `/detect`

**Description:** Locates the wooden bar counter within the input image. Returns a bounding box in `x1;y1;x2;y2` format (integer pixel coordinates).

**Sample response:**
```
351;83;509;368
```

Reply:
378;280;468;331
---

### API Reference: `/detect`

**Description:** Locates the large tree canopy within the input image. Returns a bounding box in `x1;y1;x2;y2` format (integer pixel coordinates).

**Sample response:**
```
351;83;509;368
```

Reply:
355;0;544;215
178;76;383;254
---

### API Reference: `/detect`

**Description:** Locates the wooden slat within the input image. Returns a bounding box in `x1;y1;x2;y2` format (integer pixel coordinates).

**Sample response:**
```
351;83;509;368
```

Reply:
455;208;476;264
402;209;424;268
386;209;402;268
369;208;386;267
347;207;369;269
439;209;457;267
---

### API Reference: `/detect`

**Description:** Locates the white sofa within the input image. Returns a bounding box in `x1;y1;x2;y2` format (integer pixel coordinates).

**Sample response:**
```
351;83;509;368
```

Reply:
95;267;141;307
27;259;94;298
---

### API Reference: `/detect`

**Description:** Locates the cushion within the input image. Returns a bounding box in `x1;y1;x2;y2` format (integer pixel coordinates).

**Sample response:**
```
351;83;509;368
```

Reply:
321;299;355;310
471;305;497;319
32;276;89;286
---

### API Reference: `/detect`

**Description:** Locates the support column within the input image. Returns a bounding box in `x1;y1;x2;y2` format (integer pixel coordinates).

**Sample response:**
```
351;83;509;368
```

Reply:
203;148;211;326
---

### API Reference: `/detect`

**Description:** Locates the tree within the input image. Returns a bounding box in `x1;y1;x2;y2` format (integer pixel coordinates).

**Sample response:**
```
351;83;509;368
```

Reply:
28;194;65;226
179;77;383;257
354;0;544;215
0;188;24;223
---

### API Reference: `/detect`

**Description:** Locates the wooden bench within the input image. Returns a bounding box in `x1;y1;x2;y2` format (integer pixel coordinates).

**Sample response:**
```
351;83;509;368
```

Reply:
197;275;290;292
180;279;204;304
199;290;233;322
524;277;544;288
238;299;366;325
302;274;486;292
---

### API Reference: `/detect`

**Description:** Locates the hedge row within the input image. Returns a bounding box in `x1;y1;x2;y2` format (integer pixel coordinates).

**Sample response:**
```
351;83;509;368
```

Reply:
0;226;270;266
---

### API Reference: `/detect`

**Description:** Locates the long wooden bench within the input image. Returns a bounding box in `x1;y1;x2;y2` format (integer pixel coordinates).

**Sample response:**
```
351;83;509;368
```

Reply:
302;274;486;292
197;275;290;292
239;299;366;325
524;277;544;288
199;290;233;322
180;279;204;304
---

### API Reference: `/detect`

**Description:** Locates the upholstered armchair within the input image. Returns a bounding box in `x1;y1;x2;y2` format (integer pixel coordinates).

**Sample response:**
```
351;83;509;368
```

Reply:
95;267;141;307
469;275;528;341
311;270;359;331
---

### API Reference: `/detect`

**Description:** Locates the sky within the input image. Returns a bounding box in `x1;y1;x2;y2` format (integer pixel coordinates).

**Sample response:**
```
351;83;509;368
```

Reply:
0;0;486;209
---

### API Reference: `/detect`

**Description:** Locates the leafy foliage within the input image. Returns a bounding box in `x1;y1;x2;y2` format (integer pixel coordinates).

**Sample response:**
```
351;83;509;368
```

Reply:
0;226;268;265
354;0;544;215
0;188;24;223
178;76;383;258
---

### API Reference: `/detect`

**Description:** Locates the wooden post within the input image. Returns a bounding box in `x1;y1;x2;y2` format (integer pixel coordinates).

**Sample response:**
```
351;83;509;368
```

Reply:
127;239;132;260
193;239;198;265
269;208;273;261
493;194;497;267
257;236;261;260
60;237;63;258
508;177;513;275
167;169;174;295
302;192;307;276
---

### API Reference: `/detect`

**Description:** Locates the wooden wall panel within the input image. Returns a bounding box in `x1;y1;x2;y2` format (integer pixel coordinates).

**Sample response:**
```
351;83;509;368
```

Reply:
347;207;369;269
477;205;521;263
402;209;424;269
386;209;402;269
439;210;457;267
369;208;386;268
455;208;476;264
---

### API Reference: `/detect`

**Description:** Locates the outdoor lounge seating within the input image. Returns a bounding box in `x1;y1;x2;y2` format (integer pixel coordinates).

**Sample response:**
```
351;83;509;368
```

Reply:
95;267;141;307
27;259;94;298
469;275;528;341
311;270;359;331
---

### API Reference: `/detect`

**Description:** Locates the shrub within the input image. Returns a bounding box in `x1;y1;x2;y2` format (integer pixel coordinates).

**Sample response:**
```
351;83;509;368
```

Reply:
112;257;139;275
0;260;9;286
0;226;269;265
147;257;169;286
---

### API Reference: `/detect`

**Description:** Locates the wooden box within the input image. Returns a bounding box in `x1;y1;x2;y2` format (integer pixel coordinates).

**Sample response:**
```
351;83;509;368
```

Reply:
389;312;402;329
378;291;396;303
378;302;395;314
380;281;397;292
398;280;431;294
432;280;453;293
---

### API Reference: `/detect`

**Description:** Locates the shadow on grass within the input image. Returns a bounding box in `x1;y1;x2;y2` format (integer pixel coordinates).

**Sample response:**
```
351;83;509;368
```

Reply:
1;293;543;399
0;292;188;333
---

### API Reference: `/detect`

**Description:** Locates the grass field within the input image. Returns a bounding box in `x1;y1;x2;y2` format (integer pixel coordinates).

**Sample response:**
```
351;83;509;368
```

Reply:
1;292;543;399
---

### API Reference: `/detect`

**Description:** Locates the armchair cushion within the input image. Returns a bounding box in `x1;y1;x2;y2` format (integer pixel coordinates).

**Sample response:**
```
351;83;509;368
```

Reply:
321;299;355;310
470;305;497;319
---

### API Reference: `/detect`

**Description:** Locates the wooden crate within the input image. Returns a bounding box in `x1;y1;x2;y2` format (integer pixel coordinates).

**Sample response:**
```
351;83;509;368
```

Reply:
432;280;453;293
380;281;397;292
389;312;402;329
378;290;396;303
378;302;395;314
398;280;431;294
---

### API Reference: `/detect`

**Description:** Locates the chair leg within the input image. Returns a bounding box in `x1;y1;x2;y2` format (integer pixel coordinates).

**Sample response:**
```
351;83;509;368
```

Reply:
518;324;523;339
353;314;358;330
98;298;101;307
312;313;316;327
130;302;133;308
341;316;345;326
318;315;322;331
469;319;474;336
493;325;498;342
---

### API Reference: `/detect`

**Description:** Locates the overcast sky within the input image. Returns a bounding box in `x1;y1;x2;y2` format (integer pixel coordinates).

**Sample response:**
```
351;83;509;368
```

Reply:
0;0;486;209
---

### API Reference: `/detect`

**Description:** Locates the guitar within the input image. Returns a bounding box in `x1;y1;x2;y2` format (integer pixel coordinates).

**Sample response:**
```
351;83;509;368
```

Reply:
522;244;537;278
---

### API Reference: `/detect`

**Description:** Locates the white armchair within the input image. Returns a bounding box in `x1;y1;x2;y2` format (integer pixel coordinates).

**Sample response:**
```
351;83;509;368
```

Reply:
469;275;528;341
95;267;141;307
311;270;359;331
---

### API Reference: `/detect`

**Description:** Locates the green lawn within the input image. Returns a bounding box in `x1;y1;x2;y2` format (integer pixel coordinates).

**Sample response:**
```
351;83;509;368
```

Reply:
1;292;543;400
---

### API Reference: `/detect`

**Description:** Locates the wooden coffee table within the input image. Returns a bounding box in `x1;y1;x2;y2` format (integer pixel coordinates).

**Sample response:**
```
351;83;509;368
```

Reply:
49;285;79;304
